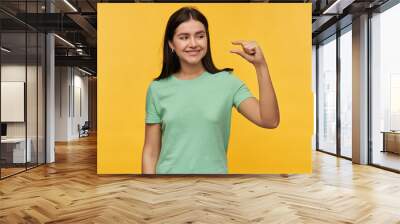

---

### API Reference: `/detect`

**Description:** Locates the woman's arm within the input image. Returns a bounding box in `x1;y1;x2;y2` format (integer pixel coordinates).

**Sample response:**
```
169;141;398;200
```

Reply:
230;40;280;129
142;123;162;174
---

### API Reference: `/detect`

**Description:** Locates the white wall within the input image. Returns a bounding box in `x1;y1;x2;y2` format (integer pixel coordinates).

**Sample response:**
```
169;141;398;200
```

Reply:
72;73;89;138
55;67;89;141
55;66;70;141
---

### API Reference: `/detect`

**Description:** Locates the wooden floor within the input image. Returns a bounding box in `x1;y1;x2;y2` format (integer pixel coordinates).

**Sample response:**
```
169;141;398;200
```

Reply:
0;167;26;178
0;135;400;223
1;163;46;178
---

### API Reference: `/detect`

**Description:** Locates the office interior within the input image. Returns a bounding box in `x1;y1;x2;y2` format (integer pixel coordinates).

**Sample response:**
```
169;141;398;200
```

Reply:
0;0;97;179
0;0;399;222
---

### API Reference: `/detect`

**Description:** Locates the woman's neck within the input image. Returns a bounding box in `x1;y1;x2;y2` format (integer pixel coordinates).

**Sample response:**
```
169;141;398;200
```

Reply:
177;62;205;78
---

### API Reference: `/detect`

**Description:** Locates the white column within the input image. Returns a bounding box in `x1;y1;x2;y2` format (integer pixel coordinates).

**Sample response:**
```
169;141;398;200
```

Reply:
352;14;369;164
45;1;55;163
312;45;317;151
46;32;55;163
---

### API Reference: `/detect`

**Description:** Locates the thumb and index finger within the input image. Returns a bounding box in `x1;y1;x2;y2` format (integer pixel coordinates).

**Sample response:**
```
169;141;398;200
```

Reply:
230;40;252;60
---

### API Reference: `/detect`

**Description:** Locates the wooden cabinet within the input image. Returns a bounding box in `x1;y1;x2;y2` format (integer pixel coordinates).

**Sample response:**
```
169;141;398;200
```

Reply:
382;131;400;154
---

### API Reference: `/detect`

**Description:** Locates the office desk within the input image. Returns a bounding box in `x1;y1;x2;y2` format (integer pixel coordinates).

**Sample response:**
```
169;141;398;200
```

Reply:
381;131;400;154
1;138;31;163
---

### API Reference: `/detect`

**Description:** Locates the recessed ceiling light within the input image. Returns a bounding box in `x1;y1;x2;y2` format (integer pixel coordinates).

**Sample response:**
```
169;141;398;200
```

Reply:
322;0;354;15
1;47;11;53
54;34;75;48
77;67;93;76
63;0;78;12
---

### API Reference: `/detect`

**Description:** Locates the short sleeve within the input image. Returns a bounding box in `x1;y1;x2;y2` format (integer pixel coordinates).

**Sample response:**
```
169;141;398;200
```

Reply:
145;85;161;123
233;79;254;109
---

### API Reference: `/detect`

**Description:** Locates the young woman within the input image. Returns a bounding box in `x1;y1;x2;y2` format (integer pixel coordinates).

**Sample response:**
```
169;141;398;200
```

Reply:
142;6;279;174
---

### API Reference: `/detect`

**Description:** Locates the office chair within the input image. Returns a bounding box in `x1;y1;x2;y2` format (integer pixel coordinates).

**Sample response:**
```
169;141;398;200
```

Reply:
79;121;90;138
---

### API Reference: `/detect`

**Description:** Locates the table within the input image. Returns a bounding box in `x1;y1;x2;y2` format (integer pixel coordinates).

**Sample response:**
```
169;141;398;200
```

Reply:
1;138;31;163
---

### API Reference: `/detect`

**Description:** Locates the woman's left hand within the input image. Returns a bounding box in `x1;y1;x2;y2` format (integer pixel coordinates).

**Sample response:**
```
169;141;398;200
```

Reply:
230;40;267;67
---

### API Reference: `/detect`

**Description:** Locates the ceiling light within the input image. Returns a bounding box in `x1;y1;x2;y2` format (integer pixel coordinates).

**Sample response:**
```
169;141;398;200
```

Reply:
63;0;78;12
54;34;75;48
77;67;93;76
1;47;11;53
322;0;354;15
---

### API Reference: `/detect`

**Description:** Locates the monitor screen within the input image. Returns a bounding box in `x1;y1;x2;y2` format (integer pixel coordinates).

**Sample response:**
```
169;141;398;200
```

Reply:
1;123;7;137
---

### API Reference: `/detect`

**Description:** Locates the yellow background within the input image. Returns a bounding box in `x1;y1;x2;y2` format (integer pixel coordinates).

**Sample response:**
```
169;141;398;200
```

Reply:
97;3;312;174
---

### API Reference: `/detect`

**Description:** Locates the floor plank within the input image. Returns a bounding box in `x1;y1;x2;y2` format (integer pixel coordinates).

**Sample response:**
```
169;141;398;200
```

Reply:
0;134;400;223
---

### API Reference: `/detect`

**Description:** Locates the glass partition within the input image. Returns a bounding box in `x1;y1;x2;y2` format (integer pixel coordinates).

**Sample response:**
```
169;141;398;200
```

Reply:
317;35;337;154
0;1;46;179
1;30;28;177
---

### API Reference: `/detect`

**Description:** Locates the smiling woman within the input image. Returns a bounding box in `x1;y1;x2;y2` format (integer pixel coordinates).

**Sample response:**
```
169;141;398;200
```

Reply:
141;6;280;175
155;6;233;81
171;25;207;67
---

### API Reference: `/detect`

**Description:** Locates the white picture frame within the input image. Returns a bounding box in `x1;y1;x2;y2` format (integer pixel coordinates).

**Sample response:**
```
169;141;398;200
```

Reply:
1;81;25;122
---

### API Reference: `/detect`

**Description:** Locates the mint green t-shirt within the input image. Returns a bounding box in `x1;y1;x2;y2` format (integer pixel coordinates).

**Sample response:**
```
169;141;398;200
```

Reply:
145;70;254;174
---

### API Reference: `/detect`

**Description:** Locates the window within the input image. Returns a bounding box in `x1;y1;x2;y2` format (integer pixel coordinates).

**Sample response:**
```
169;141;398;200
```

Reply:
317;35;337;154
371;2;400;171
339;27;352;158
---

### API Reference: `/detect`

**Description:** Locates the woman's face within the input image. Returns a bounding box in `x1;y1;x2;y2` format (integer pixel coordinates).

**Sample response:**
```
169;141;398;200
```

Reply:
169;19;208;66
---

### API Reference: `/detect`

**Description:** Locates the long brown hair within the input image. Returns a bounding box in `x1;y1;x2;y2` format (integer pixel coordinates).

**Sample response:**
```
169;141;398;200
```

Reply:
155;6;233;81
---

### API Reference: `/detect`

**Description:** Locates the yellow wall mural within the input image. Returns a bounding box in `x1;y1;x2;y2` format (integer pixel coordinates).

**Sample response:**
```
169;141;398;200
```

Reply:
98;3;313;174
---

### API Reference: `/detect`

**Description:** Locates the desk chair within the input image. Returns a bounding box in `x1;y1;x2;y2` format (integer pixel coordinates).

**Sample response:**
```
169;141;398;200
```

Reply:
79;121;90;138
